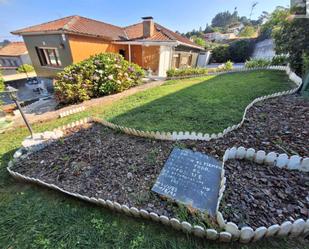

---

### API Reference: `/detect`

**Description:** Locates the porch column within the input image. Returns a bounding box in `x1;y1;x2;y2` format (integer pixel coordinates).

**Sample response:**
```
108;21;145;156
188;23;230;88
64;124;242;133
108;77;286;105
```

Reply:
158;46;172;77
128;44;132;62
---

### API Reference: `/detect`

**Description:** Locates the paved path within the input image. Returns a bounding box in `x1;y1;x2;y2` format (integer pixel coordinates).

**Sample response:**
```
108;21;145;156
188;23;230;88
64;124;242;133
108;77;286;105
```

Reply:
12;80;165;127
3;72;37;82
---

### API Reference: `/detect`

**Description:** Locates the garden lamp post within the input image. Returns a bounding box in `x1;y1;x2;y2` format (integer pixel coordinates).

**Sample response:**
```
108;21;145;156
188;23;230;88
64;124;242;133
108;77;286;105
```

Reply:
5;86;33;138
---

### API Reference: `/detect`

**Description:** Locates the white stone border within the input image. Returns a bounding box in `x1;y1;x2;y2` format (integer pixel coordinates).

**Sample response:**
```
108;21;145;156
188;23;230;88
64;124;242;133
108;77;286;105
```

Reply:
7;119;228;242
59;106;85;118
6;67;307;243
7;118;309;243
219;146;309;243
92;66;302;142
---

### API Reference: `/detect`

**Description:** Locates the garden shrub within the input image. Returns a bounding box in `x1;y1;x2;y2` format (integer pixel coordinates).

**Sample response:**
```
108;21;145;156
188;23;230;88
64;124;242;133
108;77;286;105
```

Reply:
245;59;271;68
271;55;288;66
211;45;230;63
229;39;255;63
0;70;4;92
166;62;235;78
55;53;145;105
17;64;34;73
223;60;233;70
166;67;208;77
245;56;289;69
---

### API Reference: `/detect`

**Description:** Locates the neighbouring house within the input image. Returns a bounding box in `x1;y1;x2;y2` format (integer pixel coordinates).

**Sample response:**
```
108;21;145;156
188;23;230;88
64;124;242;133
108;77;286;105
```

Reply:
204;32;236;42
12;15;203;79
227;22;244;35
0;42;32;70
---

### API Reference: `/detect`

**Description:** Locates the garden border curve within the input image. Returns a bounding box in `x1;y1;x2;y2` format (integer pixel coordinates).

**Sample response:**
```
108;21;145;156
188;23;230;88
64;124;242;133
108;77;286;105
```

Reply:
7;66;309;243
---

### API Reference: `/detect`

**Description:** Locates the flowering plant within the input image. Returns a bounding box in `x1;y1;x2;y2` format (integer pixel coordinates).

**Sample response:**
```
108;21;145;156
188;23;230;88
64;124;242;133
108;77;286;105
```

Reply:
55;53;145;104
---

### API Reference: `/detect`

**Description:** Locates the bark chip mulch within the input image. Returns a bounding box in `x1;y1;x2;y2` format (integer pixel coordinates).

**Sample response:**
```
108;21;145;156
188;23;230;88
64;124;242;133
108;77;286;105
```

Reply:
12;94;309;229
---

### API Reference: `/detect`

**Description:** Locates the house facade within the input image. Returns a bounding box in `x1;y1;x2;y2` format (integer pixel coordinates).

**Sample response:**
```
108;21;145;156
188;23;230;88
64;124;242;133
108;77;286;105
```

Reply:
12;16;203;78
204;32;236;42
0;42;32;69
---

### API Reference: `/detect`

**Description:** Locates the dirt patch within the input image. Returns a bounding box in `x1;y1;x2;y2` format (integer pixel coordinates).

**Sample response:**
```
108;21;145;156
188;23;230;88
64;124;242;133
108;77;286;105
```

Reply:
12;94;309;229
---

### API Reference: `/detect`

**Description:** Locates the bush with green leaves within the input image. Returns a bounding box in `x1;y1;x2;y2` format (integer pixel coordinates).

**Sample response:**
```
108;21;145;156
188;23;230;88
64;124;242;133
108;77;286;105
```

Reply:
17;64;34;73
245;56;288;69
271;55;288;66
229;39;255;63
166;67;208;77
211;45;230;63
245;59;271;68
223;60;233;70
0;70;4;92
55;53;145;104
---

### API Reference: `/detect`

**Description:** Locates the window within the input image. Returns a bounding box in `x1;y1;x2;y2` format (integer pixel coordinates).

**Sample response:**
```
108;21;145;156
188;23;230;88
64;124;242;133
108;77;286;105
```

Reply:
119;49;125;57
36;47;62;67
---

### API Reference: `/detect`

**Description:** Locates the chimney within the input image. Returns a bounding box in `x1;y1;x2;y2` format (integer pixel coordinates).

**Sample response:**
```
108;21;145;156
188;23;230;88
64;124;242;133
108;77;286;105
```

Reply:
142;16;154;38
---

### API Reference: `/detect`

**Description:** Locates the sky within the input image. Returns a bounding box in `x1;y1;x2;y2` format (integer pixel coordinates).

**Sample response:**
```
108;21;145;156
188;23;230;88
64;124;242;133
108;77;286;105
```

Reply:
0;0;290;41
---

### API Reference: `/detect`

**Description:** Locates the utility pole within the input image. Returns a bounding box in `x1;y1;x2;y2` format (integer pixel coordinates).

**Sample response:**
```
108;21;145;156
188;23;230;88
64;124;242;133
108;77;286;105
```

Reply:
249;1;258;20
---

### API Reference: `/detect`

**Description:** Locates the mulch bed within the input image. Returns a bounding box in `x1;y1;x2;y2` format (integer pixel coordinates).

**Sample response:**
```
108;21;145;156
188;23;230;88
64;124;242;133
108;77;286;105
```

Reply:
12;94;309;229
222;159;309;228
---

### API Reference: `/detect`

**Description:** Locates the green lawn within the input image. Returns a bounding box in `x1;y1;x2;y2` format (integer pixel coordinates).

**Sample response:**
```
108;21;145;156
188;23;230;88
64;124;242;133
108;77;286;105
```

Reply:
1;70;307;249
101;70;293;133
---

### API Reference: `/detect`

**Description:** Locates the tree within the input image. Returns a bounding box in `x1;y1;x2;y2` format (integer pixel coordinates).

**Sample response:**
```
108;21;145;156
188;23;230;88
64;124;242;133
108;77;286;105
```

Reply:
0;39;10;47
0;70;4;92
274;17;309;75
17;64;34;73
211;10;239;28
239;26;256;37
204;24;214;33
192;37;206;47
260;6;290;39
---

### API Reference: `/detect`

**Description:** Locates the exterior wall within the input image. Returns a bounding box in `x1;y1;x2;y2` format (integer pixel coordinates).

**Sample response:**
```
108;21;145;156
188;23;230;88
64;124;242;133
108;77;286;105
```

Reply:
0;56;22;68
22;34;73;78
252;39;276;61
20;53;32;65
67;34;128;62
142;46;160;75
172;45;200;69
130;45;143;67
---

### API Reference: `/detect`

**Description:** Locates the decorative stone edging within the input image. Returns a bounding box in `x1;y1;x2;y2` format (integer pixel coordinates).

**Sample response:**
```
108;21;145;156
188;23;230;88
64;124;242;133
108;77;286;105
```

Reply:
6;66;307;243
7;118;309;243
92;66;302;142
59;106;85;118
217;146;309;242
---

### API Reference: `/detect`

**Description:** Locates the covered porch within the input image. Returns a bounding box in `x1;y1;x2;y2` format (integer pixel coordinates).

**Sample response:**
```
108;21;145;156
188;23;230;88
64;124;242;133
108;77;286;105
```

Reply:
114;41;177;77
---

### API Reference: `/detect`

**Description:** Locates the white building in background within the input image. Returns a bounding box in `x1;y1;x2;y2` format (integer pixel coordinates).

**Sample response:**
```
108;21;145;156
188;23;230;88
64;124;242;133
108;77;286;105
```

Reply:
204;32;236;42
0;42;32;69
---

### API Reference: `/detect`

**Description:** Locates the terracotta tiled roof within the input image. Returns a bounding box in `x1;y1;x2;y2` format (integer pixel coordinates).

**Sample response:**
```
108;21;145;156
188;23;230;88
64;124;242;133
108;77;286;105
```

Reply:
12;15;127;40
0;42;28;56
12;15;203;49
124;22;203;49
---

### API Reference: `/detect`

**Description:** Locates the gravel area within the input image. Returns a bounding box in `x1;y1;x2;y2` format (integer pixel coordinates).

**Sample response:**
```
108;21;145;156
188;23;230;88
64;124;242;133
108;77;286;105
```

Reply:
12;94;309;229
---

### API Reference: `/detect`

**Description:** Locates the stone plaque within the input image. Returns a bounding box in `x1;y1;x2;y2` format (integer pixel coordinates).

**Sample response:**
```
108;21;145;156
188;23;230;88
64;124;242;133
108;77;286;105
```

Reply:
152;148;222;216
